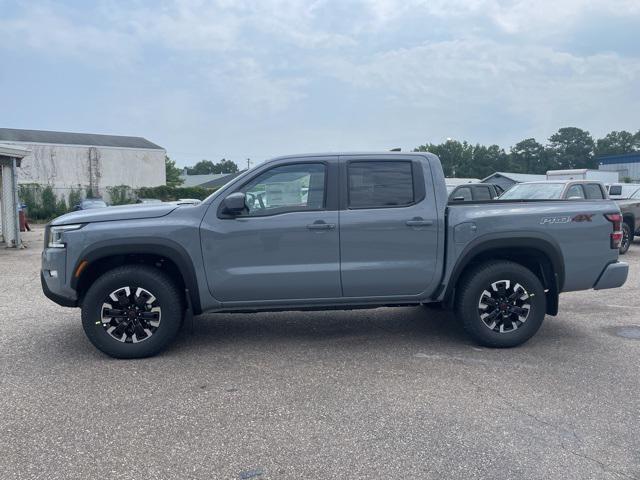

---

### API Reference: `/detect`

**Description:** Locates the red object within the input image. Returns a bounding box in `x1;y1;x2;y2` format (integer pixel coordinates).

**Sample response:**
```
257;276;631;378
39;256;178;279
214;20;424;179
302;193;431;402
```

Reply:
604;213;623;249
19;210;26;232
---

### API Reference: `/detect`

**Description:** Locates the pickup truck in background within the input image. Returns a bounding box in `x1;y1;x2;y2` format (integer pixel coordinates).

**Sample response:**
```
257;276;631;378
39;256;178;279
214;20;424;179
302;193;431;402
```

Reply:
615;187;640;254
41;152;629;358
499;180;608;201
447;183;503;202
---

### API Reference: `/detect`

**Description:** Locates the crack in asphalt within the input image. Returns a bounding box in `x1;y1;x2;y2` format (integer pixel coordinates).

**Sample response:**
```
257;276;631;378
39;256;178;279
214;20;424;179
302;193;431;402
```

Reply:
464;375;637;480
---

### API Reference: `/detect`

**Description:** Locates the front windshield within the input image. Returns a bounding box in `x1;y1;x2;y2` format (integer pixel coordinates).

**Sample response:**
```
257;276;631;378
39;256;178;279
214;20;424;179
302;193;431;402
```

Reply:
500;183;565;200
631;188;640;199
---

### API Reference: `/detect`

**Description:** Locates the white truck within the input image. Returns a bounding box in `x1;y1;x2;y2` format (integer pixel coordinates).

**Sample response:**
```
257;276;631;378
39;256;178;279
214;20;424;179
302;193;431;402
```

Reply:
546;169;619;183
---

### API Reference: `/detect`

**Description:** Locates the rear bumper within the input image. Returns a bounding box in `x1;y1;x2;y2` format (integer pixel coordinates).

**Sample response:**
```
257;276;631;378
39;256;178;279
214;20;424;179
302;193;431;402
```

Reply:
593;262;629;290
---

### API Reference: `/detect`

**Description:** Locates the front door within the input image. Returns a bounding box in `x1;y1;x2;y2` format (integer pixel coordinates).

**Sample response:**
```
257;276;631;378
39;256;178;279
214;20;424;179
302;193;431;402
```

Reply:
338;155;440;297
200;158;341;302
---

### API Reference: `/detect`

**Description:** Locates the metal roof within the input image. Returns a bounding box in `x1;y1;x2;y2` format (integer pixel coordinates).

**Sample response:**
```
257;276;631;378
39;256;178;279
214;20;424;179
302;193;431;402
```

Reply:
482;171;547;183
598;152;640;165
0;128;164;150
200;172;244;189
180;173;229;187
0;143;30;158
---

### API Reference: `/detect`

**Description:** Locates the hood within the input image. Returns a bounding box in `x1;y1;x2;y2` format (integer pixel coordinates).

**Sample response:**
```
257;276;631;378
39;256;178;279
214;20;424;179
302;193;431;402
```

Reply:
51;204;178;225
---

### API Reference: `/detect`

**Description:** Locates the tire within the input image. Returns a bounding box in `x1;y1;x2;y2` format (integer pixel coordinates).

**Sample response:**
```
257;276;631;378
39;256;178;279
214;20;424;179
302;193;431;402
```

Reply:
619;223;631;255
455;260;546;348
81;265;184;359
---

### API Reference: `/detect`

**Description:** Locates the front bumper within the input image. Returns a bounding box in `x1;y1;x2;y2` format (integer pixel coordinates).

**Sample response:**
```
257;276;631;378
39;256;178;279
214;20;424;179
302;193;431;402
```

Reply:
41;272;77;307
593;261;629;290
40;248;78;308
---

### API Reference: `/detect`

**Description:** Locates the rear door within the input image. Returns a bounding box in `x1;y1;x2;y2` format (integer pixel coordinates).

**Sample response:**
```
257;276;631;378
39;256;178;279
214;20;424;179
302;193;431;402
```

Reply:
338;155;439;297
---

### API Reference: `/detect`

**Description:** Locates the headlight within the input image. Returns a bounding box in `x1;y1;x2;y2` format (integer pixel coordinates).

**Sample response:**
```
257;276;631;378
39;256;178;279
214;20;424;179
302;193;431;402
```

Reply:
48;224;83;248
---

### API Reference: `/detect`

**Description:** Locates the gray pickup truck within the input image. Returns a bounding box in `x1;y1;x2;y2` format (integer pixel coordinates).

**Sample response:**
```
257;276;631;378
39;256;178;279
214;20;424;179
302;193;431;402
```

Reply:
41;152;629;358
616;187;640;254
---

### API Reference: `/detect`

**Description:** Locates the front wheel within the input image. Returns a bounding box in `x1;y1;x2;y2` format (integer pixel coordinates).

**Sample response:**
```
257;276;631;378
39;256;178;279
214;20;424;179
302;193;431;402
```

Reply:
619;223;632;255
455;261;546;348
81;265;184;358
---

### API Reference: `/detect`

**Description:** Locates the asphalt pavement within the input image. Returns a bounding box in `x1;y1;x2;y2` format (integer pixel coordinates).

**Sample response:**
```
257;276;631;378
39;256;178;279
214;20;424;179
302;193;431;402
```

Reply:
1;226;639;479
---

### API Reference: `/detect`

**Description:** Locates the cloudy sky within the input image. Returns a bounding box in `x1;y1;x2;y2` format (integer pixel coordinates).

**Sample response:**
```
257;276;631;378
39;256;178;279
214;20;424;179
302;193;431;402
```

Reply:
1;0;639;168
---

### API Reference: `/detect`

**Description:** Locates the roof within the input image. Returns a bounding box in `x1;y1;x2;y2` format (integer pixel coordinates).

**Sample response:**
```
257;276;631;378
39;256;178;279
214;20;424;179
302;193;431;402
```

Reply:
516;179;603;185
180;173;229;187
444;178;480;186
482;171;547;183
0;128;164;150
0;143;30;158
200;171;244;189
598;152;640;165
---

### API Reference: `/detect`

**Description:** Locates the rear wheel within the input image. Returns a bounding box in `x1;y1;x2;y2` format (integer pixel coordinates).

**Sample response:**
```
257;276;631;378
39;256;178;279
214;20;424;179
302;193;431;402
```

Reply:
455;261;546;348
619;223;632;255
81;265;183;358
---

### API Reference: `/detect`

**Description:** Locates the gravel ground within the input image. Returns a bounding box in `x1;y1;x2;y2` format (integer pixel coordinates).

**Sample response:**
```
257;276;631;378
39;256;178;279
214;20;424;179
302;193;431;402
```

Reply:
1;226;639;480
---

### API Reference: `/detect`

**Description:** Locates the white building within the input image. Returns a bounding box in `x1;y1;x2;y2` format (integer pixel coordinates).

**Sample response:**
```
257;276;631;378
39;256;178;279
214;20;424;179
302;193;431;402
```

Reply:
598;152;640;182
0;128;166;200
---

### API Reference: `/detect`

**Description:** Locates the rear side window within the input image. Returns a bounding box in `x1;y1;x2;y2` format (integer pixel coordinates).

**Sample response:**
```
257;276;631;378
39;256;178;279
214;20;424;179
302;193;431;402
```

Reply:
453;187;472;201
565;184;585;199
584;183;604;199
348;161;414;208
473;186;492;200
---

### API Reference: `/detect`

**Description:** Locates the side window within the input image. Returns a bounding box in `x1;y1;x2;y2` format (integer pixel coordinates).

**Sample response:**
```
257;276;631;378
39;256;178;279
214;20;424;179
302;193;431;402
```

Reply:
584;183;604;199
348;161;414;208
565;184;585;199
473;186;492;201
239;163;326;216
454;187;472;201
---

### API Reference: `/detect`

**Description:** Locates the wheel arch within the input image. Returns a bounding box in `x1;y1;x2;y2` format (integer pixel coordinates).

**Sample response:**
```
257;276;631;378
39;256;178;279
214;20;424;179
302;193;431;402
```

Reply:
444;236;564;316
72;238;202;314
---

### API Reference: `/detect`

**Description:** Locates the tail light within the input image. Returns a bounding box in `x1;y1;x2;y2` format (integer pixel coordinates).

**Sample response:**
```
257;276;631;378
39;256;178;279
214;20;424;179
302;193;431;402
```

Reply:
604;213;622;249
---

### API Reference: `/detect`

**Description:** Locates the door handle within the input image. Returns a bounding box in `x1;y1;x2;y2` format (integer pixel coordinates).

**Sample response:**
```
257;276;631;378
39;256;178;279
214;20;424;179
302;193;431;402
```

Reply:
406;217;433;227
307;221;336;230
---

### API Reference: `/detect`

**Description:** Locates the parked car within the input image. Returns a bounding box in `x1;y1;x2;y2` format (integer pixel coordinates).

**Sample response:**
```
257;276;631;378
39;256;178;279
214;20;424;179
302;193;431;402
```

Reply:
499;180;608;200
607;184;640;200
41;152;628;358
72;198;108;211
615;187;640;254
447;183;503;202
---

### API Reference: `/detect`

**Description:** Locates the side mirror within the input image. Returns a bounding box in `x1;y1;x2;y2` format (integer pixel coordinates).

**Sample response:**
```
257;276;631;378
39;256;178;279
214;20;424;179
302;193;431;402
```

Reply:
73;205;81;211
223;192;247;214
452;196;466;202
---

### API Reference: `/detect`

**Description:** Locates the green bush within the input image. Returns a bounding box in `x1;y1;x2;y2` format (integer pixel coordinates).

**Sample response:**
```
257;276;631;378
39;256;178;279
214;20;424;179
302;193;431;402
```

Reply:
56;197;68;217
107;185;135;205
68;187;83;209
136;185;215;201
40;186;57;220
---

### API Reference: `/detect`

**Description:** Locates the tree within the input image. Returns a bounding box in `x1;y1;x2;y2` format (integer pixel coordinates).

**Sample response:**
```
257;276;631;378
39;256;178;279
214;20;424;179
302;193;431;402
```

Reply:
547;127;595;169
509;138;547;174
415;140;473;177
470;144;509;178
165;155;184;187
595;130;639;156
186;159;239;175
